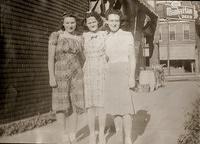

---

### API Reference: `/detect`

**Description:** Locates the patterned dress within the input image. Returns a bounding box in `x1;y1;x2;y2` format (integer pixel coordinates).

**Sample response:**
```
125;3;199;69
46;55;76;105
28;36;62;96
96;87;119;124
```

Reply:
104;29;136;115
48;31;85;113
83;31;107;108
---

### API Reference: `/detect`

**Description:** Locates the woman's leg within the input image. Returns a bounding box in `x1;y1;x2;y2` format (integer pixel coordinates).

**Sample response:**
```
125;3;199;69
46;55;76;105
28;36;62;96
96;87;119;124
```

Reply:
68;69;85;142
98;107;106;144
123;114;133;144
114;116;123;133
56;112;69;142
66;111;78;142
114;116;123;142
88;107;96;144
56;112;66;130
56;112;66;131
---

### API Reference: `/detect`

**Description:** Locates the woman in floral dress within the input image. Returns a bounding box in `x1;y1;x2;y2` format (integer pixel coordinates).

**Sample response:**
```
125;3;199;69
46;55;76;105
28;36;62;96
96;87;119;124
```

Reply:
48;11;85;143
82;11;108;144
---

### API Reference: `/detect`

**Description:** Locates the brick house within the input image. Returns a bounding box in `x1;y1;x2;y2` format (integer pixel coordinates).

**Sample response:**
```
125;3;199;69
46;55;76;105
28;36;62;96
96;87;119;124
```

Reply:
156;1;197;74
0;0;89;124
0;0;157;124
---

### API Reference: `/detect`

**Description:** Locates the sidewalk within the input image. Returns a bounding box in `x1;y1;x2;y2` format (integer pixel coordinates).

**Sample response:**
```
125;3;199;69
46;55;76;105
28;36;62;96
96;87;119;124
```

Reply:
165;73;200;82
0;81;200;144
132;81;200;144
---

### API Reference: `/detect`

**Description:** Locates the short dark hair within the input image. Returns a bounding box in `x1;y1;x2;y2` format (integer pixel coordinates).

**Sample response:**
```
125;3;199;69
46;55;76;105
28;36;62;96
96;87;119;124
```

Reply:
83;11;103;31
60;11;79;31
105;9;123;20
105;9;130;31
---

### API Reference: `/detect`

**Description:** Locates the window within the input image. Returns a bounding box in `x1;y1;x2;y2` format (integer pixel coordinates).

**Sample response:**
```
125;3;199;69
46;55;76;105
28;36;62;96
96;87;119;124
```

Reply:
183;23;190;40
159;25;162;41
169;24;176;40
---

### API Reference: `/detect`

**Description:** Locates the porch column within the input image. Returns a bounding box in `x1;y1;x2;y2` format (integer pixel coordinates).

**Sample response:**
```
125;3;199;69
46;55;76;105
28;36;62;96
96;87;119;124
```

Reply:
134;9;146;80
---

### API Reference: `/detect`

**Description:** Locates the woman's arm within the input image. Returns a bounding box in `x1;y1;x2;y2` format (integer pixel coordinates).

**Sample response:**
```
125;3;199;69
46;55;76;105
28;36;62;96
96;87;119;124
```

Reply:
103;31;109;62
48;32;58;87
74;35;85;68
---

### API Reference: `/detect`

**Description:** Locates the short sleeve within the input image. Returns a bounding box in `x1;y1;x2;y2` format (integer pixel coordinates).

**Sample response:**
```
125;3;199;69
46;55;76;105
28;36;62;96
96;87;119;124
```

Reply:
100;31;108;38
49;31;59;46
82;32;86;39
80;35;85;51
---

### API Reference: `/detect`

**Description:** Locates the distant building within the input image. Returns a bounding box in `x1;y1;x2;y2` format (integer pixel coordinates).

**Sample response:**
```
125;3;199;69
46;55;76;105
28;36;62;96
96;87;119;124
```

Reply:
156;1;197;74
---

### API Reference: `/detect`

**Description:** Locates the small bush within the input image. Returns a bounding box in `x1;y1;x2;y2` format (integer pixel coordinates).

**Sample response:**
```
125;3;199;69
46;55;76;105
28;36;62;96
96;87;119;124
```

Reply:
178;98;200;144
0;112;56;137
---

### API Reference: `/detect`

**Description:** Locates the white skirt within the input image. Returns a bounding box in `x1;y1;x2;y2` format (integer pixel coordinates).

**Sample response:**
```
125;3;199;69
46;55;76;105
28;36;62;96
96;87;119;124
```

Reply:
104;62;135;115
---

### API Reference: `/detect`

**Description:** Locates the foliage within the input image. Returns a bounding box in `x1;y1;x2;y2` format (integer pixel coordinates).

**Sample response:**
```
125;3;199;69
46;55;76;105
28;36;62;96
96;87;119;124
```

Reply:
178;98;200;144
0;112;56;137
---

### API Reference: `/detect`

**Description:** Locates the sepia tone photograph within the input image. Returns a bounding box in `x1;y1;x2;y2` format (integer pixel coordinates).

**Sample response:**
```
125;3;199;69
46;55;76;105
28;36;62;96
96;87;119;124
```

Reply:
0;0;200;144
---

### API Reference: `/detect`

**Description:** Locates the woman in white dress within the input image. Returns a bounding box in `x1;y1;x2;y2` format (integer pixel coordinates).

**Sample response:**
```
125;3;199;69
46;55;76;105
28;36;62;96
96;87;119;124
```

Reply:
105;9;136;144
82;11;108;144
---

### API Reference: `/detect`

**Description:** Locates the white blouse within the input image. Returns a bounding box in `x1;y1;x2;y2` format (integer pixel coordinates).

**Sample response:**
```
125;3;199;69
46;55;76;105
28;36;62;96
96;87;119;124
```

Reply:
105;29;134;64
105;29;136;87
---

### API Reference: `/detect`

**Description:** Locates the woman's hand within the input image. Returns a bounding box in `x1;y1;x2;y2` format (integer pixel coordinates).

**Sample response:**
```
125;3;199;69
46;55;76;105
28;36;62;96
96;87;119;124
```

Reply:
49;76;57;88
68;47;78;54
105;55;109;62
129;77;136;89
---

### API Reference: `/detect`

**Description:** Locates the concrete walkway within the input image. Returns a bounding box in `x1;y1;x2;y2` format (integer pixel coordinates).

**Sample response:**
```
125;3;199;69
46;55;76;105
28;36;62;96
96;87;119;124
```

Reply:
132;81;200;144
0;81;200;144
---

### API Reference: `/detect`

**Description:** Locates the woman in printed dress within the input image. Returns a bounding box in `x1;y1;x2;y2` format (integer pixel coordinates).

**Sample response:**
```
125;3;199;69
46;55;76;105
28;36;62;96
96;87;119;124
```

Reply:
105;9;136;144
48;11;85;143
82;11;108;144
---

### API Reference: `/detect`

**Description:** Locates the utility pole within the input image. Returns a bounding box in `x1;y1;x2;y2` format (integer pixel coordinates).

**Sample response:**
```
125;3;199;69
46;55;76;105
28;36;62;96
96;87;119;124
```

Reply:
167;18;170;75
196;14;200;73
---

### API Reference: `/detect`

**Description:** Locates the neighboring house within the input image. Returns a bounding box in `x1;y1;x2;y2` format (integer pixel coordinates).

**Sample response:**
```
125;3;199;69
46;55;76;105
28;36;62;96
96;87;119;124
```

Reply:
0;0;89;124
156;1;197;73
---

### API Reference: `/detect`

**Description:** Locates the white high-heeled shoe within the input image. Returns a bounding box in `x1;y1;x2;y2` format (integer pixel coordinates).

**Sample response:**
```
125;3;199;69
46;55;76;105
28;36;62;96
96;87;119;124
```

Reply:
62;133;70;144
125;136;132;144
98;131;106;144
69;133;76;143
89;133;96;144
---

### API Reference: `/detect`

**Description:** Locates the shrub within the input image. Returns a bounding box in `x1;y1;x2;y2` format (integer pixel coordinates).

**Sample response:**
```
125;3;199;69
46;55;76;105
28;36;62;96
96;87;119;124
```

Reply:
0;112;56;136
178;98;200;144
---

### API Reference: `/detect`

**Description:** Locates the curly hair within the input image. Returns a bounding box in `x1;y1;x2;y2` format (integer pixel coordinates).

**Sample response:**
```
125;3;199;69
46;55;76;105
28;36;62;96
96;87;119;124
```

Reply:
83;11;103;31
105;9;123;20
60;11;80;31
104;9;129;31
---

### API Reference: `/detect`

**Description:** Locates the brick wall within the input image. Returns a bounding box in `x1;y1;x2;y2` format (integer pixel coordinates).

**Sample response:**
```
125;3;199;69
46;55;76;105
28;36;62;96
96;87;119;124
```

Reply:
159;21;196;60
159;22;195;45
0;0;89;124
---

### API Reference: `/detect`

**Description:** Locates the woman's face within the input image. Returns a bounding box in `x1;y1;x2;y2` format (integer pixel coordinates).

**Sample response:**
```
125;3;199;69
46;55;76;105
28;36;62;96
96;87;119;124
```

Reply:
108;14;120;32
86;16;98;32
63;17;76;33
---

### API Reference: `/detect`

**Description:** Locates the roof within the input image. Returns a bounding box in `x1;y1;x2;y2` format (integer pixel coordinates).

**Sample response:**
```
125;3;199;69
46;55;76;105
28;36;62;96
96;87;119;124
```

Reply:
90;0;158;19
137;0;158;18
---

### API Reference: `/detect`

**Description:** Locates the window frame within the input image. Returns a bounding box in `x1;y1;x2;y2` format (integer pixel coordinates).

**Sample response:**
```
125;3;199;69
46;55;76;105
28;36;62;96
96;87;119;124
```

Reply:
183;23;190;40
159;25;162;41
169;24;176;41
